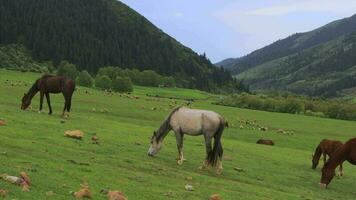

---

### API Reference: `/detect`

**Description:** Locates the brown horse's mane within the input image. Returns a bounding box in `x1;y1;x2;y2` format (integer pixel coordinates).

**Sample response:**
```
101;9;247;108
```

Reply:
155;106;182;141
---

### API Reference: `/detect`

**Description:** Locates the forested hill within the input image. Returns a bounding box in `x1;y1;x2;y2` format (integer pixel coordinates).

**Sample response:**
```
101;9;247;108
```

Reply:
218;14;356;74
0;0;234;92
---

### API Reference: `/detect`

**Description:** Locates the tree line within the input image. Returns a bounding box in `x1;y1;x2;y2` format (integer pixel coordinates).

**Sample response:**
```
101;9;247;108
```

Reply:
0;0;238;92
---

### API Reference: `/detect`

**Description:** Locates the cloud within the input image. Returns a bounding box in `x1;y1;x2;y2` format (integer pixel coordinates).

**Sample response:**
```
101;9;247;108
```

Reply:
245;0;356;16
213;0;356;55
174;12;184;17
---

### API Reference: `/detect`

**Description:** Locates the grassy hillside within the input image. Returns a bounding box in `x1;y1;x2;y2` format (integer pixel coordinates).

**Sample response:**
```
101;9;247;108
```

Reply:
1;70;356;199
236;32;356;96
0;0;234;92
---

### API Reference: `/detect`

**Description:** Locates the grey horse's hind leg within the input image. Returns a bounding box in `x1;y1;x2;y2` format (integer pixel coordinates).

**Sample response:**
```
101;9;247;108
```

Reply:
174;130;185;165
199;134;212;170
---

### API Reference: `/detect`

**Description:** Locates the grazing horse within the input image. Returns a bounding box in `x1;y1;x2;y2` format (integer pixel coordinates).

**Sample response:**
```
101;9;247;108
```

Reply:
320;137;356;188
312;139;343;174
147;107;228;174
21;75;75;117
256;139;274;146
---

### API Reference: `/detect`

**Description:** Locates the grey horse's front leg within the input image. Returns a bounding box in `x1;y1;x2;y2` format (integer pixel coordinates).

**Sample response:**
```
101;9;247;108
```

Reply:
175;130;185;165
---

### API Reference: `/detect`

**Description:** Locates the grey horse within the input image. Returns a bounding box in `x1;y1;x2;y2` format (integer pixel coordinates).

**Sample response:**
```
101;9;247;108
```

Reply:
148;106;228;174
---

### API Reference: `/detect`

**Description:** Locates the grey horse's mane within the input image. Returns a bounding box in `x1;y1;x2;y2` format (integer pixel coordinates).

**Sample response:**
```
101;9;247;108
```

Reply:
155;106;182;141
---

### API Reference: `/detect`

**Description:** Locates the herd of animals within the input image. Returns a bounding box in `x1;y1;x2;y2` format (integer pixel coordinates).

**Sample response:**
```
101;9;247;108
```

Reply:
18;74;356;190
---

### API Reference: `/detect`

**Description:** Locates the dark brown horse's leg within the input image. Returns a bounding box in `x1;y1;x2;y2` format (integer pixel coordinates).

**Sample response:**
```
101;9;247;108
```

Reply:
62;100;67;118
39;91;44;113
45;93;52;115
339;163;344;176
323;153;326;164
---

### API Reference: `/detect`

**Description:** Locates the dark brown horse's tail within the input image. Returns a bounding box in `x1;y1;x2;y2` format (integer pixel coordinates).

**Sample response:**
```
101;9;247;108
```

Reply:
312;144;322;169
207;118;225;167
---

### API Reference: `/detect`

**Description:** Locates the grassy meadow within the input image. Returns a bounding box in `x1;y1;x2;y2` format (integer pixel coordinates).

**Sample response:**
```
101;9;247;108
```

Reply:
0;69;356;199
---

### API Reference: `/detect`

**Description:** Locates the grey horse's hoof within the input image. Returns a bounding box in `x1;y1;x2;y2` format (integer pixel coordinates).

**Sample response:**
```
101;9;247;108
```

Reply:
177;159;184;165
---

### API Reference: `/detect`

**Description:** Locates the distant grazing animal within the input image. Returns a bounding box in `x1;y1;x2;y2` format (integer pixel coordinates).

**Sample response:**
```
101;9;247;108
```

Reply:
312;139;343;174
320;137;356;188
21;75;75;117
256;139;274;146
147;107;228;174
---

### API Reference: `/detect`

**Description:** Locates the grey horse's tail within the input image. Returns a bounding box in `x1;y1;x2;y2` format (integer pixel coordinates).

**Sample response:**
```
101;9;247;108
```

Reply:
207;118;226;167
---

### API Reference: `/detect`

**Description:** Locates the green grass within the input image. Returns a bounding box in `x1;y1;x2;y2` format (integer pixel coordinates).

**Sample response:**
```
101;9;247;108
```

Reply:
0;69;356;199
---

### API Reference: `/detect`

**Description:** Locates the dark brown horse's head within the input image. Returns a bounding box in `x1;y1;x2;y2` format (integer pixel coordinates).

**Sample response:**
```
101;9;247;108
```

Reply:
311;154;319;169
21;93;31;110
320;166;335;188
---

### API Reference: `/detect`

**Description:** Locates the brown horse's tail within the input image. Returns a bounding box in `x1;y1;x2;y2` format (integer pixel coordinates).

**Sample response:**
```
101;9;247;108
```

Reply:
312;144;322;169
207;118;225;167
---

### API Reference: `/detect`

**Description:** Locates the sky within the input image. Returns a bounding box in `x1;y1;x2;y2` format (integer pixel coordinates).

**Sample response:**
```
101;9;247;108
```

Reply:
119;0;356;63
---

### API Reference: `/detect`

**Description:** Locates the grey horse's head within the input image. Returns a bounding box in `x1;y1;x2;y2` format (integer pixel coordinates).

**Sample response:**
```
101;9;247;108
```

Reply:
148;131;163;156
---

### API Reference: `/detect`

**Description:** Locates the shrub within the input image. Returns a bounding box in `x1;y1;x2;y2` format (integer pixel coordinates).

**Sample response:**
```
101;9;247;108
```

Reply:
138;70;161;86
112;76;133;93
76;70;94;87
162;76;175;87
95;75;112;89
57;60;78;80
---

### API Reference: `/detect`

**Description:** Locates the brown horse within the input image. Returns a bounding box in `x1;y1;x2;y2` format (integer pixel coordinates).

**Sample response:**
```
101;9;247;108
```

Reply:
320;137;356;188
312;139;343;174
256;139;274;146
21;75;75;117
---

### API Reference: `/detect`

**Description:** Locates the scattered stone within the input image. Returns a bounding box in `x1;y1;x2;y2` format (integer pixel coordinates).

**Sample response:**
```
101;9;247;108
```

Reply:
134;141;142;146
46;191;54;196
259;127;268;131
92;108;96;112
67;160;90;166
60;119;66;124
256;139;274;146
91;135;99;144
107;190;127;200
0;119;6;126
164;191;174;197
210;194;222;200
239;125;244;129
0;189;8;197
186;176;193;181
233;167;244;172
74;182;92;199
1;152;7;156
64;130;84;140
0;172;31;191
276;129;285;134
184;184;194;191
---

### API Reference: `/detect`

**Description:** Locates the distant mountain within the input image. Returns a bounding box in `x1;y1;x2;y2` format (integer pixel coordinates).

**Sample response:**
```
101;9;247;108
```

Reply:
0;0;234;92
217;14;356;96
215;58;239;69
219;14;356;74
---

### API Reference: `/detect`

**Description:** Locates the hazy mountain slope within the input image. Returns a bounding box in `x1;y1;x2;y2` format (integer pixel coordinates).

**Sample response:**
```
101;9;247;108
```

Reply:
236;32;356;97
219;14;356;74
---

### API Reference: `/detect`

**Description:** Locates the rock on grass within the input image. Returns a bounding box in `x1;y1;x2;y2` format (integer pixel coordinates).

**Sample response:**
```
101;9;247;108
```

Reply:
64;130;84;140
210;194;222;200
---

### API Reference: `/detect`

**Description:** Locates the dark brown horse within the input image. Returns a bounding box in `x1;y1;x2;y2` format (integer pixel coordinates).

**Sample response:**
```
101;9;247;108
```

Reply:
312;139;343;174
320;137;356;188
256;139;274;146
21;75;75;117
